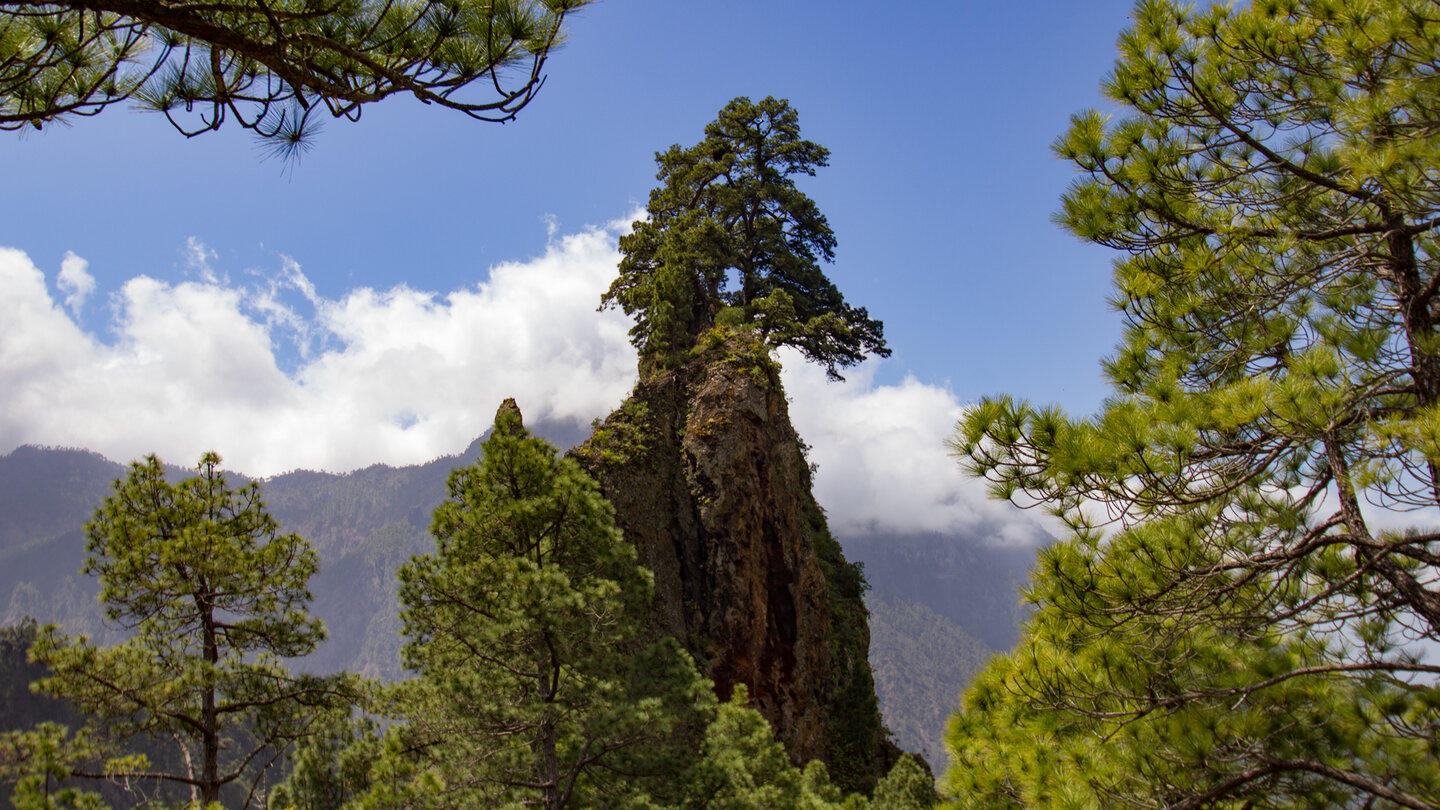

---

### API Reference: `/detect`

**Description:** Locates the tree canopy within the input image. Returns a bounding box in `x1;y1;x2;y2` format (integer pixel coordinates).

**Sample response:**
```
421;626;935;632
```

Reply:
602;95;889;380
28;453;356;808
0;0;587;154
370;400;710;809
686;686;936;810
947;0;1440;806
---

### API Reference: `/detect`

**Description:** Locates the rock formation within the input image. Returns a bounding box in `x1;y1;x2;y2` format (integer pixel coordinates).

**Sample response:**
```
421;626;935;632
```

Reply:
571;330;901;793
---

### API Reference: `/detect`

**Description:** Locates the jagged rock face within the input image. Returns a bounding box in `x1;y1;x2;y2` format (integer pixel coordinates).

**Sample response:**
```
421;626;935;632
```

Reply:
572;337;899;792
681;361;833;751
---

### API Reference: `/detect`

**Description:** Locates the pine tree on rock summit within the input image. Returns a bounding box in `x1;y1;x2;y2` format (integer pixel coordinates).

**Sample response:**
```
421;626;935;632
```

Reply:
602;95;889;380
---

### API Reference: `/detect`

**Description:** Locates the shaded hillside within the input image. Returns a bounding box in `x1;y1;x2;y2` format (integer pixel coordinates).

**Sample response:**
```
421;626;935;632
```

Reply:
849;531;1040;772
0;447;121;640
264;418;594;561
846;532;1036;652
0;446;119;549
0;424;592;681
263;452;478;679
866;596;991;774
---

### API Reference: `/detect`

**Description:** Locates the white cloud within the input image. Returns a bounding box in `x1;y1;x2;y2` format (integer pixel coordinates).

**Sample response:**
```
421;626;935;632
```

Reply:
1;226;636;475
0;223;1041;544
184;236;221;284
57;251;95;315
780;353;1051;545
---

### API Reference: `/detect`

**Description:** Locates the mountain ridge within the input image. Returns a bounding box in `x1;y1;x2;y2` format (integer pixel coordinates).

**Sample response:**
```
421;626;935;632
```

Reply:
0;428;1039;772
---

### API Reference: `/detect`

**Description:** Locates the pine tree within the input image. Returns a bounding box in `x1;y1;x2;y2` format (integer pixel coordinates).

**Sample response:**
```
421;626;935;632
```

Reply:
685;685;855;810
948;0;1440;805
870;755;937;810
602;96;889;380
684;686;936;810
377;400;710;810
30;453;356;808
267;713;383;810
0;723;110;810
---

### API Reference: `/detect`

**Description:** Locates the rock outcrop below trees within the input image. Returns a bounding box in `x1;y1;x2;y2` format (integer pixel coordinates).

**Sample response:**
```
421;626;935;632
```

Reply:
571;331;902;793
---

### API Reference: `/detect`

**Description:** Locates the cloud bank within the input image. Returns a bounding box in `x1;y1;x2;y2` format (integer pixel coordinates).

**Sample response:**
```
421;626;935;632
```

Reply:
779;355;1049;544
0;227;637;476
0;224;1045;543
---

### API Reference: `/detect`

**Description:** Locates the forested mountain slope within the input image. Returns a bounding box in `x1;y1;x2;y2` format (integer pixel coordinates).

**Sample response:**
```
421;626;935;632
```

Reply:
0;437;1036;771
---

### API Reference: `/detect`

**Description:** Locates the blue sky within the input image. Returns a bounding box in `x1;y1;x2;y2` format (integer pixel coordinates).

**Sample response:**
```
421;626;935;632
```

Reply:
0;0;1140;542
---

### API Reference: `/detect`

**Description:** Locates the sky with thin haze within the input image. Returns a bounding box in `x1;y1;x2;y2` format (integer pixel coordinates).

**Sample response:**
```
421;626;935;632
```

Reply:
0;0;1139;544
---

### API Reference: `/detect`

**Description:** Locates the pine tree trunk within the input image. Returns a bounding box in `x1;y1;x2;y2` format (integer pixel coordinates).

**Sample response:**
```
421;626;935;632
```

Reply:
1388;216;1440;502
201;600;221;806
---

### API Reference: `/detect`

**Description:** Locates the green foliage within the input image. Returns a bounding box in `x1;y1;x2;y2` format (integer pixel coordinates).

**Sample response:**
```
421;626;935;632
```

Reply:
871;755;938;810
686;689;935;810
0;724;109;810
376;404;712;810
947;0;1440;806
804;503;890;797
687;685;859;810
602;96;889;380
0;0;588;154
29;453;358;807
583;400;654;465
0;441;936;808
0;623;104;810
691;325;784;390
690;685;805;808
942;577;1440;808
268;713;383;810
0;620;75;732
0;621;206;809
